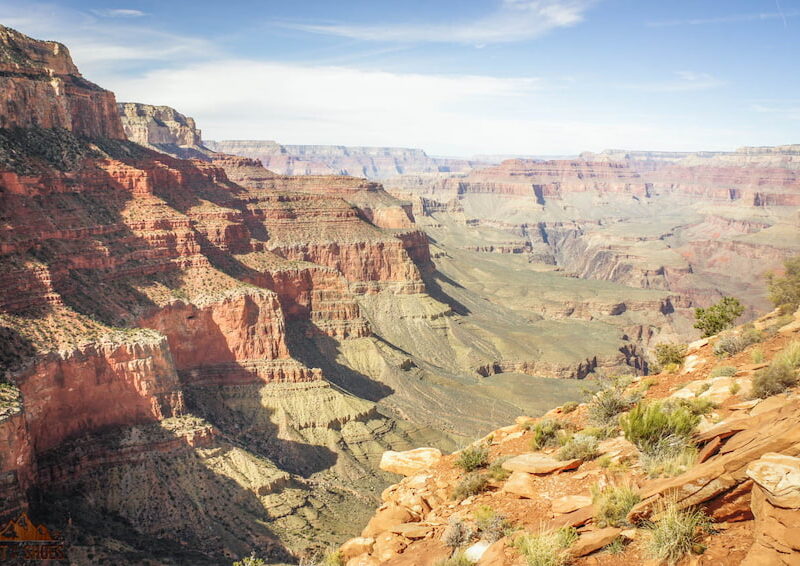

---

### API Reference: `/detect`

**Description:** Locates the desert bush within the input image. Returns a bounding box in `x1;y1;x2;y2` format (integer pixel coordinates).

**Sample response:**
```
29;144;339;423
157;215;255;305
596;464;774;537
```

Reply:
530;419;564;450
750;362;798;399
673;397;715;416
766;255;800;312
603;537;626;554
592;483;641;528
729;382;741;395
645;503;711;565
751;347;765;363
235;555;267;566
435;551;472;566
712;329;761;358
455;445;489;472
557;433;599;461
709;366;737;378
560;401;579;414
515;528;575;566
487;457;511;481
451;473;489;501
442;516;476;548
694;297;744;337
620;401;699;457
587;378;640;434
319;552;345;566
640;444;698;478
474;505;511;542
776;341;800;368
653;343;687;368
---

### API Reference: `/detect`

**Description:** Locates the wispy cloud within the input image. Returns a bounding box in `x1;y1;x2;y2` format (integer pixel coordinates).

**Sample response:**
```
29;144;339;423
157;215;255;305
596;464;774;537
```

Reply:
647;10;800;27
282;0;595;45
752;102;800;120
91;8;147;18
626;71;725;93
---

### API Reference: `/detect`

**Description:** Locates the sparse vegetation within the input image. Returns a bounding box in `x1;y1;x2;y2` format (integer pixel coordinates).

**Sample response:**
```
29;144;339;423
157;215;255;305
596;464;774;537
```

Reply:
474;505;511;542
674;397;715;416
621;401;699;474
557;433;599;461
751;347;765;363
560;401;579;414
442;516;476;548
694;296;744;337
645;503;711;565
586;377;641;436
455;445;489;472
234;555;267;566
776;341;800;368
515;528;575;566
653;342;687;368
712;329;762;358
709;366;737;378
487;457;511;481
729;382;741;395
451;473;489;500
603;537;626;554
750;362;798;399
529;419;565;450
766;256;800;312
592;483;641;528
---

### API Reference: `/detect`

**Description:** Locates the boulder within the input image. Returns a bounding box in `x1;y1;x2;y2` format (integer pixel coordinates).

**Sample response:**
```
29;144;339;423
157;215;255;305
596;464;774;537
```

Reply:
346;555;380;566
373;532;407;562
477;537;512;566
551;494;592;514
340;537;375;561
464;541;492;562
502;453;582;475
390;522;433;539
362;504;415;538
501;471;538;499
381;540;452;566
380;448;443;476
570;527;621;557
743;453;800;565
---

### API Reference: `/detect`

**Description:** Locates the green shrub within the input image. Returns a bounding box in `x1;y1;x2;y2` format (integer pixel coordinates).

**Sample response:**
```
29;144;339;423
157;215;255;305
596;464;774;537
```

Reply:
709;366;737;378
751;348;765;364
530;419;564;450
640;445;697;478
442;516;475;548
750;363;798;399
645;503;711;565
587;378;640;433
515;528;574;566
592;483;641;528
653;343;687;367
560;401;579;414
766;256;800;312
620;401;699;457
451;473;489;501
729;382;741;395
673;397;715;416
234;555;267;566
557;433;599;461
775;341;800;368
713;329;761;358
319;552;345;566
603;537;626;554
455;445;489;472
694;297;744;337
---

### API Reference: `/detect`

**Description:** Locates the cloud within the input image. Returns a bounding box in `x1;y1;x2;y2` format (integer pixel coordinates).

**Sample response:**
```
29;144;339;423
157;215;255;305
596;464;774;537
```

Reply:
752;103;800;120
626;71;724;93
647;10;800;27
103;59;740;155
91;8;146;18
282;0;595;44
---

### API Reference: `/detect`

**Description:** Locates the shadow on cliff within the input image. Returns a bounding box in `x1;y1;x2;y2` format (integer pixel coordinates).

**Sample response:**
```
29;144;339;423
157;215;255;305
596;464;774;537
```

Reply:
284;322;395;403
29;427;298;565
422;269;471;316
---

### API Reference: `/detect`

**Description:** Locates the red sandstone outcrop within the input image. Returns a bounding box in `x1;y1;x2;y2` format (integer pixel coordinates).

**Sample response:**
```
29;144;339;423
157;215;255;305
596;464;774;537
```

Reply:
0;25;124;139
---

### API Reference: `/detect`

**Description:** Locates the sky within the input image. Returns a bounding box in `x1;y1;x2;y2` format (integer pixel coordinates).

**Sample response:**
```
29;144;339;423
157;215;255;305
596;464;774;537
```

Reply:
1;0;799;156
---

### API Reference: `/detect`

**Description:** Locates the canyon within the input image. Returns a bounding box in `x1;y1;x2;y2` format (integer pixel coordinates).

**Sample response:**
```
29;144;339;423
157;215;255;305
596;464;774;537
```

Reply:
0;22;799;566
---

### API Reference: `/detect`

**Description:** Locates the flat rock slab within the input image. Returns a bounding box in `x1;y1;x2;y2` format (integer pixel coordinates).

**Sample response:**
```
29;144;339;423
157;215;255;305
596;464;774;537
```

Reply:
502;471;538;499
380;448;442;476
502;453;582;474
552;494;593;514
747;452;800;508
389;522;433;539
571;527;622;557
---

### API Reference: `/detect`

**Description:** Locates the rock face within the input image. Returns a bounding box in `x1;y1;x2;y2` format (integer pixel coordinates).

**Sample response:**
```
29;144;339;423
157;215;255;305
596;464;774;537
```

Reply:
380;448;442;476
205;139;483;179
0;25;124;138
744;453;800;565
118;102;209;158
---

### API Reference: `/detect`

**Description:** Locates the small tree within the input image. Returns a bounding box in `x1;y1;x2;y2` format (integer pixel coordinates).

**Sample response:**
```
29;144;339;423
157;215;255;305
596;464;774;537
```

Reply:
767;256;800;312
693;297;744;337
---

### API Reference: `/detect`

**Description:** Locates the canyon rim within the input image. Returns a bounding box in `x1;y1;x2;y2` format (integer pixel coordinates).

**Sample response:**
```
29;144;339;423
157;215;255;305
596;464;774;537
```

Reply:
1;2;800;565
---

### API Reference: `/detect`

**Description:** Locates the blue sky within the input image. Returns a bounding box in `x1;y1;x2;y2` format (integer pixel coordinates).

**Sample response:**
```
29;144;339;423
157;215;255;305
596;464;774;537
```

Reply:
1;0;798;155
